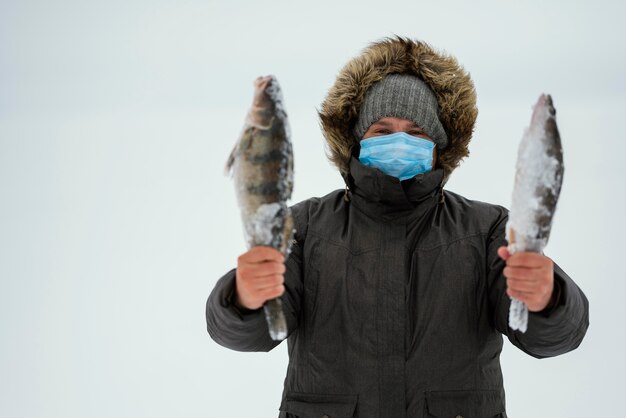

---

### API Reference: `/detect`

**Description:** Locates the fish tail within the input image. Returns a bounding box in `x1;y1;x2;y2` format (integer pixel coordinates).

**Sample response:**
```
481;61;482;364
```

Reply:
263;298;287;340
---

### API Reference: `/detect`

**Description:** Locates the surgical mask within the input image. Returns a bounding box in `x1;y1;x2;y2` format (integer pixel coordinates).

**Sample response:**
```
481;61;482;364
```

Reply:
359;132;435;181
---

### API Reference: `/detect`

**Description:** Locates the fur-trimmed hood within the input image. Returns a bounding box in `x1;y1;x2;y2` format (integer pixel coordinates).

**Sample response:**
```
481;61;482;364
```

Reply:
319;37;478;184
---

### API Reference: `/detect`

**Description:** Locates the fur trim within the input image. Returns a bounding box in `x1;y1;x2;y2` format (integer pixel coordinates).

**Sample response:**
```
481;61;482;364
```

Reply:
319;36;477;184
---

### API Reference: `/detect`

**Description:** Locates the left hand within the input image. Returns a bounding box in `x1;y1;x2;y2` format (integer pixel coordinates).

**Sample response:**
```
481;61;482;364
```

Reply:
497;247;554;312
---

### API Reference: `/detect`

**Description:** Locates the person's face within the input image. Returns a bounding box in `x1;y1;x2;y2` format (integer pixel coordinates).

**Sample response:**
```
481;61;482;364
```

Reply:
361;117;437;167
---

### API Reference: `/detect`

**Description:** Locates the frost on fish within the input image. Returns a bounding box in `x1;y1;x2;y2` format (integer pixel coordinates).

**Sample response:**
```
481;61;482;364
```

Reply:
243;202;294;255
506;94;564;333
227;75;294;341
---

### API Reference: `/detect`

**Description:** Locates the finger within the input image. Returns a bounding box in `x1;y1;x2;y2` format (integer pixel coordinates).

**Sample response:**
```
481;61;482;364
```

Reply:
507;278;542;293
507;288;551;311
235;280;285;309
239;261;286;278
505;252;552;268
239;246;285;264
259;284;285;301
497;246;510;261
506;288;534;301
248;274;284;290
508;277;552;296
503;266;544;282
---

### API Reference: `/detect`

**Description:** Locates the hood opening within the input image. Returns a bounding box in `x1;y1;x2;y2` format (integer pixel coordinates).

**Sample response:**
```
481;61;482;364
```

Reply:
319;36;478;185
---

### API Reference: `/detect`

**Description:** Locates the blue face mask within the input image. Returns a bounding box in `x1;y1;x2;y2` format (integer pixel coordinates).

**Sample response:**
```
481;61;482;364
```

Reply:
359;132;435;181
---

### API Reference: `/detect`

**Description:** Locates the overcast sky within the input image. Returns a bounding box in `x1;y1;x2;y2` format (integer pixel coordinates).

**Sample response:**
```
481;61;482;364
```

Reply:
1;0;625;417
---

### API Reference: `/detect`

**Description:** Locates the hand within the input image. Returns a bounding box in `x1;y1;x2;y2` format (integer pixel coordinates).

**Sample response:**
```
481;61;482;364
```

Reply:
497;247;554;312
235;246;286;310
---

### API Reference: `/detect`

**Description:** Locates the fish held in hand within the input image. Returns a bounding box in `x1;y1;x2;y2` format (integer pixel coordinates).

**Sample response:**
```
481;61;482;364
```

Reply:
506;94;564;332
226;75;294;341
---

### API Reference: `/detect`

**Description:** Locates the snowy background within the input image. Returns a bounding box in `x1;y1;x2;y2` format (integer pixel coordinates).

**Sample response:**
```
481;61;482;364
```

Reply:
1;0;625;417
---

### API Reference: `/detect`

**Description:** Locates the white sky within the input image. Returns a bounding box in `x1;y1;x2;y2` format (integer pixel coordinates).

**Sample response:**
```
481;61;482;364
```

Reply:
1;0;625;417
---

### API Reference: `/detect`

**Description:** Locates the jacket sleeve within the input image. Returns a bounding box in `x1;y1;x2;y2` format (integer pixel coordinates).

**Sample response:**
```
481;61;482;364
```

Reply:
487;210;590;358
205;202;308;352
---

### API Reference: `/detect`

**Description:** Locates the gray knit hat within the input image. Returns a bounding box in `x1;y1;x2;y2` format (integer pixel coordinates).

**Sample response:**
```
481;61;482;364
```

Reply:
354;73;448;148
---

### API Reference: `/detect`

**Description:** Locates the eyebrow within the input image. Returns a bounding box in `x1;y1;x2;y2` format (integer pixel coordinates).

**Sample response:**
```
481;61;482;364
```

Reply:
371;121;424;130
370;121;392;127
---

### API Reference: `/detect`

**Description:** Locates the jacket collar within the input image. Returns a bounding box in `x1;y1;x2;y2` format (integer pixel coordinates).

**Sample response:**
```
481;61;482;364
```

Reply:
346;156;443;222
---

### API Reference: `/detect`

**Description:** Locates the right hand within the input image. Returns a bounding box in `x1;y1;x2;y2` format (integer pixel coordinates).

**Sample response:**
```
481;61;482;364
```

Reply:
235;246;286;310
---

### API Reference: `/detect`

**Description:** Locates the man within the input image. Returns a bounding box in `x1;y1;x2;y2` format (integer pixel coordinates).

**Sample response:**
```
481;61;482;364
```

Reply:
206;37;589;418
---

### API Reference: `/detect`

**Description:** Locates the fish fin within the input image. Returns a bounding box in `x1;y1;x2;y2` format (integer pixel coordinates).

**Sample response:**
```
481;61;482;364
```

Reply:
225;142;238;177
280;209;295;256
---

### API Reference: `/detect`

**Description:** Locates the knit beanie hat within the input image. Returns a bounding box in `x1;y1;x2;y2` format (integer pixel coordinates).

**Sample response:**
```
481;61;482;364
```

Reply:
354;73;448;149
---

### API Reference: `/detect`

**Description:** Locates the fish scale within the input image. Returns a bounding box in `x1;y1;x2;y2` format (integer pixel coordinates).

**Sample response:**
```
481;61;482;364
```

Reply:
227;75;294;341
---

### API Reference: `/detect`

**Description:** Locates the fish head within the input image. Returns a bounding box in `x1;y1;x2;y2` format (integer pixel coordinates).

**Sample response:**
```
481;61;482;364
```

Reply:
246;75;280;130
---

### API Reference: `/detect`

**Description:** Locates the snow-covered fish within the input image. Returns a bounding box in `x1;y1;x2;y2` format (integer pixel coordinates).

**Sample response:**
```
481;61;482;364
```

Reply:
506;94;564;333
226;75;294;341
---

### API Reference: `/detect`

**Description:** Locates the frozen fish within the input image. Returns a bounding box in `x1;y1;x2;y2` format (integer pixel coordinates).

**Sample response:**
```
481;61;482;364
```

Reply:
507;94;564;333
226;75;294;341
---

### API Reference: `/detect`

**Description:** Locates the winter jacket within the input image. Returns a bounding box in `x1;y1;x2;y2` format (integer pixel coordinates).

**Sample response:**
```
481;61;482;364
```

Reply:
206;157;589;418
206;37;589;417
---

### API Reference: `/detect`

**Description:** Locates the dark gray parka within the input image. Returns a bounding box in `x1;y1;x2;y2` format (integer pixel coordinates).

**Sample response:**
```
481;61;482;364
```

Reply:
206;38;589;418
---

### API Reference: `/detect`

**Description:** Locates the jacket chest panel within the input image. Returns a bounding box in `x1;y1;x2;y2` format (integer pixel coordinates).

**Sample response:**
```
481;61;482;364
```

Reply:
410;237;485;328
303;231;382;366
406;235;489;385
302;217;408;413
